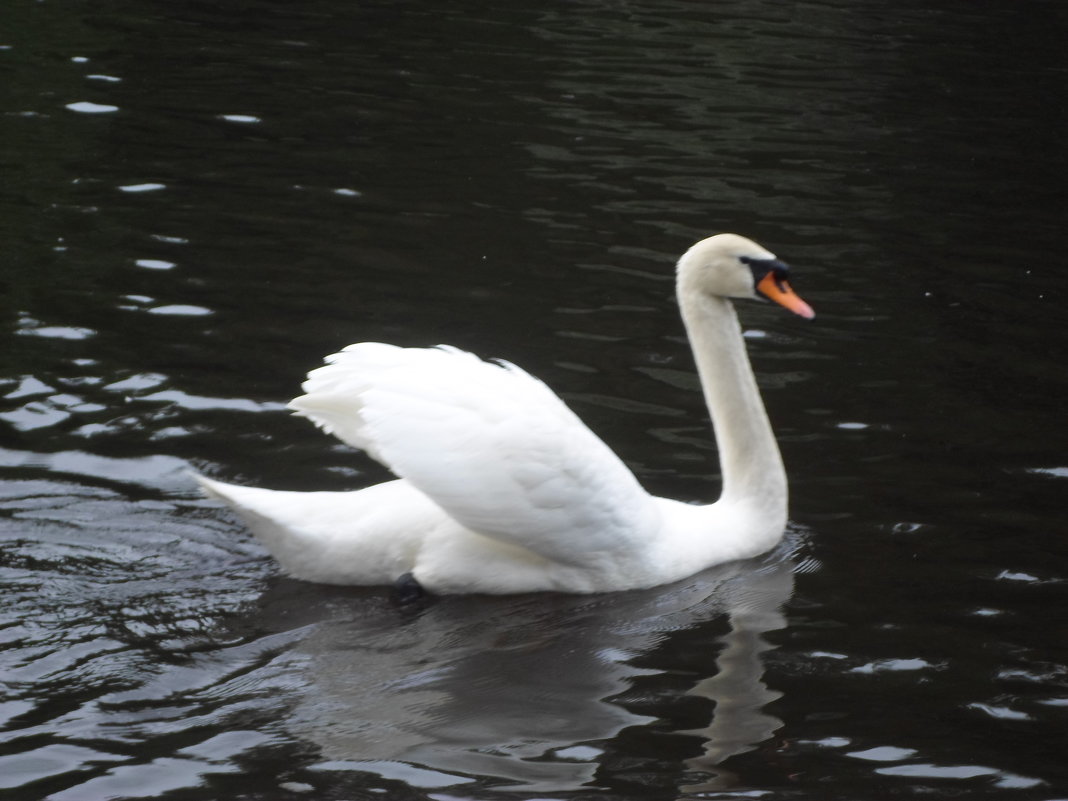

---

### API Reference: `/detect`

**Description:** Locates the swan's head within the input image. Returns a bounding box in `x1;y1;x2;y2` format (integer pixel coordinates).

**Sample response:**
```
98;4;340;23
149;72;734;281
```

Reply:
677;233;814;319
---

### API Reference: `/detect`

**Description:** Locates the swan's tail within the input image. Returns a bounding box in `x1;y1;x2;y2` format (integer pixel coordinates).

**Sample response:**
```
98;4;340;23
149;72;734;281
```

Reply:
193;472;431;585
192;473;336;579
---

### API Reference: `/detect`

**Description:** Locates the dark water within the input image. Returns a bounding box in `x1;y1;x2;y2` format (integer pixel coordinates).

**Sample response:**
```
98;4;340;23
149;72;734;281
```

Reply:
3;0;1067;798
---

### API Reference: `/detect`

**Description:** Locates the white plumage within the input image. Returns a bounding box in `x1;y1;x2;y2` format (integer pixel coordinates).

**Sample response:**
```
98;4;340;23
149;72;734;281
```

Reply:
195;233;814;594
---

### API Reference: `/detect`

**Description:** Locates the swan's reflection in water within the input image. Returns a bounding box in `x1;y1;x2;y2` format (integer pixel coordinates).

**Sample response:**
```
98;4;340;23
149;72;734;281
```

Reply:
680;562;790;793
271;544;795;793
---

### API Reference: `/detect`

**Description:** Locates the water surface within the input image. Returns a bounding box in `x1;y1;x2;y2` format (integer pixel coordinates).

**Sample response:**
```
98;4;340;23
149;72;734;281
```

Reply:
2;1;1067;798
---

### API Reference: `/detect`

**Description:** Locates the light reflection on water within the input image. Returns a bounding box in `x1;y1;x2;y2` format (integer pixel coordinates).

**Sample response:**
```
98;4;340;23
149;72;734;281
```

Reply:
2;0;1066;798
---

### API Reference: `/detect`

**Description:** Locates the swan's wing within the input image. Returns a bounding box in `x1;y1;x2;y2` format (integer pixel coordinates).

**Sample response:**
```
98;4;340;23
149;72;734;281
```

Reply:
288;343;661;565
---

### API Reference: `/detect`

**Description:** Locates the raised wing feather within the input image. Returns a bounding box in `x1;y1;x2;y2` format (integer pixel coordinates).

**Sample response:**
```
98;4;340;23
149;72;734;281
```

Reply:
288;343;661;565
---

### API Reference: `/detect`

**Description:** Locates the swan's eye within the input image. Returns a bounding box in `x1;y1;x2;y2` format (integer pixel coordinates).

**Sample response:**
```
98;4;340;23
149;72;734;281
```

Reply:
740;256;790;291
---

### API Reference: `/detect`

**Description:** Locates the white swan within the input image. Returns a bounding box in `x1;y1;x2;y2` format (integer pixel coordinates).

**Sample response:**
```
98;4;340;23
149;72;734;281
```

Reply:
195;234;814;595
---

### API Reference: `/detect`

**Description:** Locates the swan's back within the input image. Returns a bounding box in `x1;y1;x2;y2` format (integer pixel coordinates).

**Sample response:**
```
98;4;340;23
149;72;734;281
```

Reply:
288;344;662;567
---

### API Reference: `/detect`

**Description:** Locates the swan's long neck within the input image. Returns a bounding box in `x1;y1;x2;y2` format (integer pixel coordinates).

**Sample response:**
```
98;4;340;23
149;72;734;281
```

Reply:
677;277;787;511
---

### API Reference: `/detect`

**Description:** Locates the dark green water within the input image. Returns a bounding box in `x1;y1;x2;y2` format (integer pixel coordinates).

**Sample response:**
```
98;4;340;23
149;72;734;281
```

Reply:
2;1;1067;798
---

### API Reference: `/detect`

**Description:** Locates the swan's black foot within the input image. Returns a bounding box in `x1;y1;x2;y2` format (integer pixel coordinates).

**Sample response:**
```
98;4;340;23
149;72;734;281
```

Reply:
392;572;427;605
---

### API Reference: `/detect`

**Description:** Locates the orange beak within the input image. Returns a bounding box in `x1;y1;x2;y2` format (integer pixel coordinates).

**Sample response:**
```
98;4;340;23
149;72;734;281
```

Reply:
756;272;815;319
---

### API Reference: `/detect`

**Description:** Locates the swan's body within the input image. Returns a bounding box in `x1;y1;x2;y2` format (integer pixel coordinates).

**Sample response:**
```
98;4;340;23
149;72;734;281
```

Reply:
196;234;814;594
